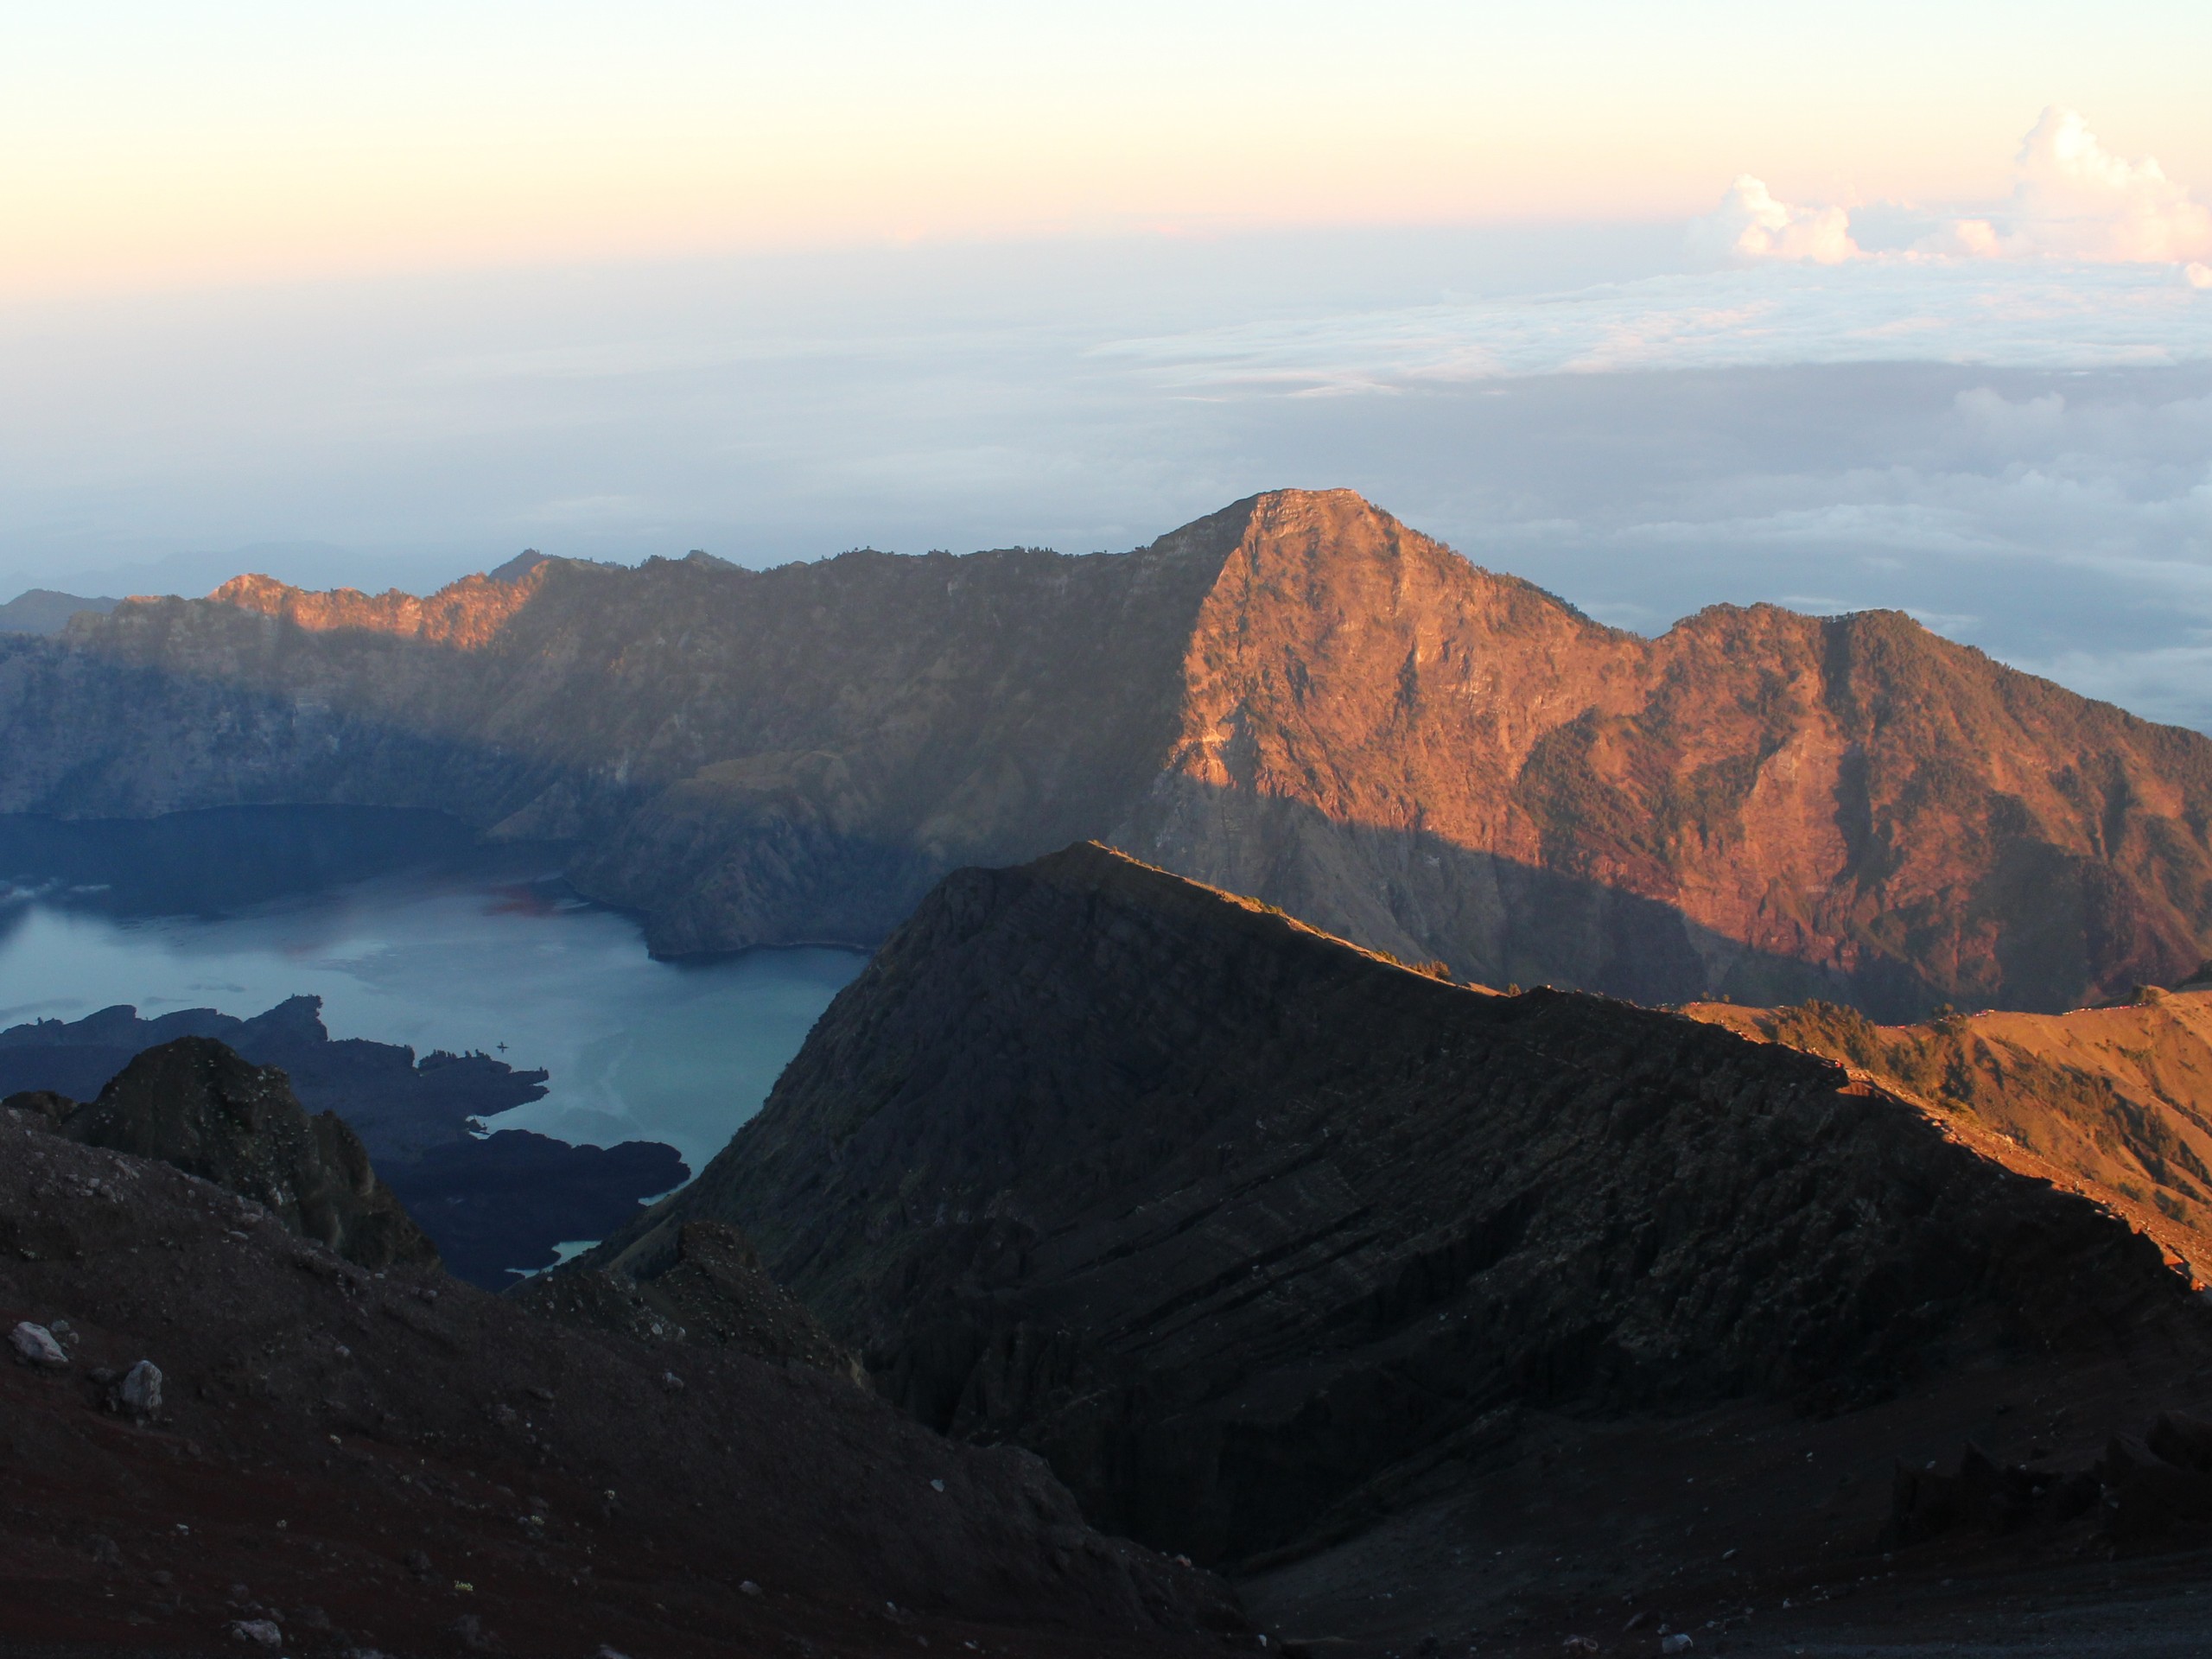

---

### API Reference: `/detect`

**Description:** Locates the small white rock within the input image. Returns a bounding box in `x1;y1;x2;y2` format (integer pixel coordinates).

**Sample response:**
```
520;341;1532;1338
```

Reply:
227;1618;283;1649
10;1321;67;1368
930;1478;945;1492
1661;1635;1695;1656
120;1359;164;1416
740;1580;763;1598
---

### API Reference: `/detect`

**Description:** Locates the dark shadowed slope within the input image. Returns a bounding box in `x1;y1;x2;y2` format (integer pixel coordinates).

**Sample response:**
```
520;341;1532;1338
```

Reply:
10;492;2212;1009
0;1101;1237;1657
574;844;2212;1599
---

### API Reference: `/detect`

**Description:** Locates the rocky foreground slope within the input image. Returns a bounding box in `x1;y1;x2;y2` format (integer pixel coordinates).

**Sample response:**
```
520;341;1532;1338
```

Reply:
575;843;2212;1649
0;1090;1236;1657
7;491;2212;1012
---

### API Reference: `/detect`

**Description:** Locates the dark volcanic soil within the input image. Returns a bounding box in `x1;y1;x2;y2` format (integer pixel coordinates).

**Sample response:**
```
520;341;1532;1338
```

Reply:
0;1106;1240;1659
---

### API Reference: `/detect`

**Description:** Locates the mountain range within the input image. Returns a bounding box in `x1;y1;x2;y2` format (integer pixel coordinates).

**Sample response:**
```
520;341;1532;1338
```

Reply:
8;490;2212;1014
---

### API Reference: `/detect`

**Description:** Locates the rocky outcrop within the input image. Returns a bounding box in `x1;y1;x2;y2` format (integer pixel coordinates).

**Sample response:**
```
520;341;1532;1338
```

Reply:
576;843;2208;1567
208;567;547;647
1686;990;2212;1287
9;490;2212;1010
0;994;549;1158
11;1036;437;1271
1887;1409;2212;1549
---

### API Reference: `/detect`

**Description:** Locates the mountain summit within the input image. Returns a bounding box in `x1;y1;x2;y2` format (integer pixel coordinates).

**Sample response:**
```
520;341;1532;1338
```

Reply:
6;488;2211;1013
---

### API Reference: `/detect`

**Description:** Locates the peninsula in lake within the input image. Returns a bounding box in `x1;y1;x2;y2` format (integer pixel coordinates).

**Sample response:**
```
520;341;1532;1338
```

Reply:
0;995;683;1287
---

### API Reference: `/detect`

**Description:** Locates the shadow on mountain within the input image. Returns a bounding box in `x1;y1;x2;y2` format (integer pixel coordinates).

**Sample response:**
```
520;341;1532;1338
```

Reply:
575;842;2212;1646
0;804;548;918
1121;776;1953;1019
0;622;2136;1018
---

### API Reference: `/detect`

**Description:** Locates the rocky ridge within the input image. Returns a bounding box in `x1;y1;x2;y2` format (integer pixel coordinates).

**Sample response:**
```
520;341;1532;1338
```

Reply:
0;995;548;1159
0;996;684;1288
570;843;2212;1622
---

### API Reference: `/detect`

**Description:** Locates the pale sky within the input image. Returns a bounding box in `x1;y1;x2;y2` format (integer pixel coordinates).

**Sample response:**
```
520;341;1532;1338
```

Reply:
5;3;2210;296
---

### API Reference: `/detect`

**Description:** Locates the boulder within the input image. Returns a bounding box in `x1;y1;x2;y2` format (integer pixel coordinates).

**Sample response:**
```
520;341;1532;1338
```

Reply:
10;1321;67;1368
118;1359;163;1416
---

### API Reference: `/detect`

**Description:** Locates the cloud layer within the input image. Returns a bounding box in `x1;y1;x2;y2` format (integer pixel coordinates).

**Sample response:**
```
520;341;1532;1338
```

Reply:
1102;260;2212;387
1993;107;2212;261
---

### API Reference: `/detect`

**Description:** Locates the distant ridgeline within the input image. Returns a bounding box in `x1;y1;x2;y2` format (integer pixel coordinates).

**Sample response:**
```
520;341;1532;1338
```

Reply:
0;588;118;635
0;995;684;1288
8;489;2212;1017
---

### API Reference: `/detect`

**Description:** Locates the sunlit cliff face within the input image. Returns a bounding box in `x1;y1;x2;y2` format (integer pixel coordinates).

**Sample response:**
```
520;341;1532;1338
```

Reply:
207;568;548;651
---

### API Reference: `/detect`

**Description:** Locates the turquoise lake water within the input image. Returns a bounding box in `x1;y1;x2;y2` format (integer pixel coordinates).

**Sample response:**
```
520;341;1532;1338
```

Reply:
0;836;864;1177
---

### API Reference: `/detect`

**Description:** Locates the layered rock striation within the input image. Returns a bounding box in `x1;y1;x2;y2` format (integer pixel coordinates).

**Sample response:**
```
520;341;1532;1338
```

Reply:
575;843;2209;1567
8;490;2212;1009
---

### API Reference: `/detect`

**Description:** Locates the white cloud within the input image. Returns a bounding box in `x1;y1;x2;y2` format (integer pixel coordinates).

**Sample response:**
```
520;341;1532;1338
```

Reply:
2022;109;2212;261
1700;108;2212;270
1953;107;2212;263
1690;175;1859;265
